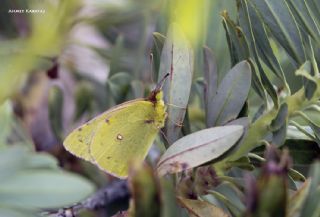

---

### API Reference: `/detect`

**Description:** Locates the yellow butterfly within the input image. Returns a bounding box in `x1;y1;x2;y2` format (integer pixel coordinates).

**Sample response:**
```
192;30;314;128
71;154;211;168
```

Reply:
63;75;168;178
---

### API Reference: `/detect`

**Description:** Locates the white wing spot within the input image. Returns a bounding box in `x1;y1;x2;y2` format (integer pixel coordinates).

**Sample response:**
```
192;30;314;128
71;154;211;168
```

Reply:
117;134;123;140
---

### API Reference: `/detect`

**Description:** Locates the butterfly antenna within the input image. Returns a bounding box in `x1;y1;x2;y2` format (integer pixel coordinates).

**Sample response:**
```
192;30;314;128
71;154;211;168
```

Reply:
149;52;155;84
155;73;170;91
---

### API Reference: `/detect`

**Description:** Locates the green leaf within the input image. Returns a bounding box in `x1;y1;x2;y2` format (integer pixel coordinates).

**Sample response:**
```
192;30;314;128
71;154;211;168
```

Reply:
106;72;132;105
304;0;320;31
257;176;287;217
26;153;59;170
178;197;229;217
221;13;250;65
223;6;274;105
287;126;314;141
203;47;219;127
48;86;64;141
270;103;288;146
238;0;287;83
271;103;288;130
286;0;320;46
295;61;317;99
0;170;95;209
272;124;287;147
130;164;161;217
295;61;315;81
205;1;235;75
250;0;306;64
288;168;306;182
294;111;320;146
225;117;250;153
305;36;319;76
214;183;245;214
126;80;144;100
158;23;194;145
157;125;243;176
236;0;279;107
289;121;317;142
207;190;241;216
0;146;29;181
249;61;268;102
109;35;125;77
160;178;181;217
0;207;40;217
0;146;58;177
0;101;13;146
288;179;311;217
74;81;95;121
152;32;166;80
300;162;320;216
207;61;251;126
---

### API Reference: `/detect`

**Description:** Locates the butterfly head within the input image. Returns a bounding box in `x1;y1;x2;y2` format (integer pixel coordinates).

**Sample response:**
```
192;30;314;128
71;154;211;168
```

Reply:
147;73;169;129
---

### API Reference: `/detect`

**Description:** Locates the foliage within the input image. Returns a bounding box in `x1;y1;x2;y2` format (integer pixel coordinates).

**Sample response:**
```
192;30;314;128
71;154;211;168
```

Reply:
0;0;320;217
0;102;95;217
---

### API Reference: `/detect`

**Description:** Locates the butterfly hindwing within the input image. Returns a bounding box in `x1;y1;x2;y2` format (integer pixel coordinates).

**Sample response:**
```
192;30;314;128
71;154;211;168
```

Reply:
90;100;160;178
63;115;102;162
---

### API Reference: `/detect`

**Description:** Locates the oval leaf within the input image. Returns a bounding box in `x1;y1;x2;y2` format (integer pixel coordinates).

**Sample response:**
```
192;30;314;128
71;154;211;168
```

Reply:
158;23;194;144
0;170;95;209
203;47;219;127
0;146;28;181
208;61;251;126
157;125;243;176
0;207;40;217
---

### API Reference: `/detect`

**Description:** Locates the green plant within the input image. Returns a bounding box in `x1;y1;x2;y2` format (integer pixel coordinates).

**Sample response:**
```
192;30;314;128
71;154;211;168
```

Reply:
1;0;320;217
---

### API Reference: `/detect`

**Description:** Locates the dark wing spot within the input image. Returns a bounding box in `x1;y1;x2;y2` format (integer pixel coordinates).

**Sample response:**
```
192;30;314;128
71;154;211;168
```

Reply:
78;139;83;143
78;127;82;131
107;156;112;159
105;119;110;124
144;119;154;124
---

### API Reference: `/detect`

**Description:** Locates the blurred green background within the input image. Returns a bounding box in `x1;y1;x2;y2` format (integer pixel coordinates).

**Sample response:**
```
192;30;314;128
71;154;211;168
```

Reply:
1;0;320;216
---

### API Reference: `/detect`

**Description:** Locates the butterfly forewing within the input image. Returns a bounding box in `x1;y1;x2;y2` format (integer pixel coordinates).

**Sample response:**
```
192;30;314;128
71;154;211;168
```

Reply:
63;100;141;162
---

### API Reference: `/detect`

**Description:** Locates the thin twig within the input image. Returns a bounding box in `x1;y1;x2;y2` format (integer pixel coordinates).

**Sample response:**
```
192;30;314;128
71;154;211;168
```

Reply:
44;180;130;217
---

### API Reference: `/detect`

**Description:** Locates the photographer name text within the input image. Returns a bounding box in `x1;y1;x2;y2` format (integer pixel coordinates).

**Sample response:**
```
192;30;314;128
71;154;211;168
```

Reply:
8;9;46;14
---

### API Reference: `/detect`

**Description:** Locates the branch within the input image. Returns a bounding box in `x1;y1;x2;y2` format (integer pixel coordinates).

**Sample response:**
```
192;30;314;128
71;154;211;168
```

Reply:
46;180;130;217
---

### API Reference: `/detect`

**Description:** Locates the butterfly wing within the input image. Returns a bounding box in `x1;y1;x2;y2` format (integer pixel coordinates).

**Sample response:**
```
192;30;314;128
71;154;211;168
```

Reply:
64;115;102;162
63;99;143;162
89;100;162;178
63;99;165;178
